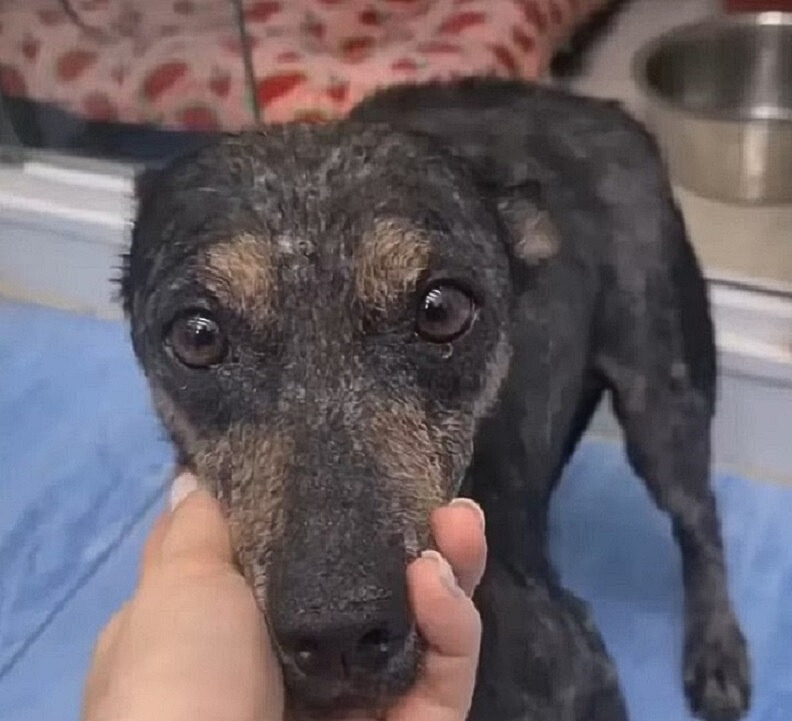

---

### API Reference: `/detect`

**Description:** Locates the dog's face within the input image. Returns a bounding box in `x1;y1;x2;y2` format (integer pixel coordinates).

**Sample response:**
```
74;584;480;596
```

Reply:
123;124;537;716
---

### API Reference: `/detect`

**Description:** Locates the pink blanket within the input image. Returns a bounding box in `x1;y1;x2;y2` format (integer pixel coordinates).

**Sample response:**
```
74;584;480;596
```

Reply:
0;0;609;131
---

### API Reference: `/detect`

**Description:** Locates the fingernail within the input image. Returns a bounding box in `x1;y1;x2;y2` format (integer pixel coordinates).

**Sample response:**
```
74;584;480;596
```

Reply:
170;471;199;511
421;549;464;597
449;497;486;532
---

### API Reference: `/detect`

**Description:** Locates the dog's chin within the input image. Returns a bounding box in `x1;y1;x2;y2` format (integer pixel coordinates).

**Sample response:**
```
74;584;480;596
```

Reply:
282;627;422;721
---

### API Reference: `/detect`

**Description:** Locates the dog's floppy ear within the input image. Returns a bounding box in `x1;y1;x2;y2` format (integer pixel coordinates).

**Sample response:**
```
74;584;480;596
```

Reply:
488;179;560;266
453;148;559;266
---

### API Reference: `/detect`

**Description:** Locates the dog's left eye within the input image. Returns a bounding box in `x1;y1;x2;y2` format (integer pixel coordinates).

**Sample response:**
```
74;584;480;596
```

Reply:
416;283;477;343
166;310;227;368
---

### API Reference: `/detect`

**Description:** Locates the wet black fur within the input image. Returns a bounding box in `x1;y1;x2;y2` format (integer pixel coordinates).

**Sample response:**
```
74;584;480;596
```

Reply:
123;78;750;721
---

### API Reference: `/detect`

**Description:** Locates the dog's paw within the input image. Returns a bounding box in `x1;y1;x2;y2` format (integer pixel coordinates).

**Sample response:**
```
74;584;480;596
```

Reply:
684;614;751;721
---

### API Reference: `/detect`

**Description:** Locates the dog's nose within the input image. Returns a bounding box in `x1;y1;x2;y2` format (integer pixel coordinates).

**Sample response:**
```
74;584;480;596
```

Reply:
284;619;410;678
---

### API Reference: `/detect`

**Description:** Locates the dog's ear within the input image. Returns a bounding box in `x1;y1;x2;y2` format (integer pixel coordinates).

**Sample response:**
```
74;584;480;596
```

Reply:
489;179;560;266
453;148;559;266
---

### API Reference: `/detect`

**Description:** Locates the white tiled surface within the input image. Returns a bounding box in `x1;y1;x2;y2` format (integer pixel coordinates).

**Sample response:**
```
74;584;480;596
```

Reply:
561;0;792;290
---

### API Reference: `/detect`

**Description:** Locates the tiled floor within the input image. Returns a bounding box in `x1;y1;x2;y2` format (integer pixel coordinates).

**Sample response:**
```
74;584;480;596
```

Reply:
564;0;792;291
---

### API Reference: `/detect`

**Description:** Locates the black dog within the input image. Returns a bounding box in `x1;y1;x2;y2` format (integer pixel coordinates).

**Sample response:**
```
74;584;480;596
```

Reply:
122;78;750;721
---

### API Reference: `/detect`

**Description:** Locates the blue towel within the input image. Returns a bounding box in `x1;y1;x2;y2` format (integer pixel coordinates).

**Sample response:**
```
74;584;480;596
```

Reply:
1;300;790;720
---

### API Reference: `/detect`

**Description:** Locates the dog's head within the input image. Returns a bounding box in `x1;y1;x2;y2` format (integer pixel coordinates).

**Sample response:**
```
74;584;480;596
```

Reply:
122;123;550;716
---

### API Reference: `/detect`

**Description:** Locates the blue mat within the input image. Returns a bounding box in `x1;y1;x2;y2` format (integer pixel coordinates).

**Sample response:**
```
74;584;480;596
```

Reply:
1;300;790;721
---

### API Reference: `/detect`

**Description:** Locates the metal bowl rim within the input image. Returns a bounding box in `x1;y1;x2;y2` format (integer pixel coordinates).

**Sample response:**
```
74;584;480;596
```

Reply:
631;12;792;124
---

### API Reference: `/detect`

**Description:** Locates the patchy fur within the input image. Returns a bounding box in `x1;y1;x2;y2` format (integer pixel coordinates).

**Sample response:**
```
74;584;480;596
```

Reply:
196;426;293;589
368;395;447;542
124;78;750;721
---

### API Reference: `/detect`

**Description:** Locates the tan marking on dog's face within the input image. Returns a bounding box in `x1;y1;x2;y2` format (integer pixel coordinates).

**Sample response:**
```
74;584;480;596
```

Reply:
151;386;292;590
367;396;449;549
203;233;275;317
190;426;293;591
355;221;430;311
363;337;511;546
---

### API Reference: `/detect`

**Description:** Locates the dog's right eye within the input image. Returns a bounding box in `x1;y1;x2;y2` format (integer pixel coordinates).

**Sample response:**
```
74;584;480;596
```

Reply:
416;282;477;344
166;310;227;368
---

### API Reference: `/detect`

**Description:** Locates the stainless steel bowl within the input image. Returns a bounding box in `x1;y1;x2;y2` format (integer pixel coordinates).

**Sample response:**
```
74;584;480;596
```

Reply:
633;13;792;205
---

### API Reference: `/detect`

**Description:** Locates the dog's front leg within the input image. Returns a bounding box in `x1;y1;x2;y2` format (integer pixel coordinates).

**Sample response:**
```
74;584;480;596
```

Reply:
588;118;751;721
604;369;750;721
467;559;628;721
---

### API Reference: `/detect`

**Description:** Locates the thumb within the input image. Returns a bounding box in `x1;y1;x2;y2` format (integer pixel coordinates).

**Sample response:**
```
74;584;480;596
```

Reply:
386;551;481;721
156;472;235;574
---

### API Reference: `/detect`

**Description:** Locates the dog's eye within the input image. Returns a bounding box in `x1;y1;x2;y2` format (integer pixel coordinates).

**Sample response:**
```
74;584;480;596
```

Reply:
416;283;476;343
166;311;227;368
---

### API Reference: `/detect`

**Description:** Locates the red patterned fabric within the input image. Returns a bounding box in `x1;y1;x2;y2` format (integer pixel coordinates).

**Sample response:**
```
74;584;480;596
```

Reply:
0;0;610;131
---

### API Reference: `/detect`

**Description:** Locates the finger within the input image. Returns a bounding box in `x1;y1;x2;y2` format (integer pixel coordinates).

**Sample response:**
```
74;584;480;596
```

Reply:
158;485;235;573
83;621;119;721
137;469;198;581
430;498;486;597
90;603;128;668
410;551;481;661
83;601;131;713
139;512;171;581
388;551;481;721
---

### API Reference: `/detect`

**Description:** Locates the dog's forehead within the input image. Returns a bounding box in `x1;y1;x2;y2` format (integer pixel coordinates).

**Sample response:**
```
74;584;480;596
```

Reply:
195;218;433;326
162;129;493;289
131;123;510;329
170;123;465;201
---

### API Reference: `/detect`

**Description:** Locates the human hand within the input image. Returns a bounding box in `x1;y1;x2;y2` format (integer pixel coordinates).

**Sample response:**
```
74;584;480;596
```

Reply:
82;474;284;721
82;473;487;721
383;495;486;721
